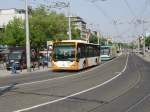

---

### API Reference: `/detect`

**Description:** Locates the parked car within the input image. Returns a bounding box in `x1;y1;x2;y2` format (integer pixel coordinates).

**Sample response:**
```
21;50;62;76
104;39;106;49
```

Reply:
6;47;39;70
6;50;26;70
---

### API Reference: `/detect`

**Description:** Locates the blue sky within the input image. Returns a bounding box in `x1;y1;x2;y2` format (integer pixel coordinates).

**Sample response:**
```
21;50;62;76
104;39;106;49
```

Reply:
0;0;150;42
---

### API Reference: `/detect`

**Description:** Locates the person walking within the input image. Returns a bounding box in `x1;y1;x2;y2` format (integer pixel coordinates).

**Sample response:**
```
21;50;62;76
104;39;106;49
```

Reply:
11;60;16;74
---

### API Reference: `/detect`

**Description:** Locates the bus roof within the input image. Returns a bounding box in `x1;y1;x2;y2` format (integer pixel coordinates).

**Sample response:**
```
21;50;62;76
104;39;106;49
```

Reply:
61;40;87;43
54;40;99;46
101;45;112;48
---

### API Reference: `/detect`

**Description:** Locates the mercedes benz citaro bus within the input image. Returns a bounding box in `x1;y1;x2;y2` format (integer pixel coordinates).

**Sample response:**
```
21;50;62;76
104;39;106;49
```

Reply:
51;40;100;71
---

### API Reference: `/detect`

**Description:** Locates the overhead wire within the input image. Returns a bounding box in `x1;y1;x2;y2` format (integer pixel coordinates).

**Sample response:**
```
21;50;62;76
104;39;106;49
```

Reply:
122;0;140;41
87;0;113;22
91;0;138;41
85;0;122;40
139;0;149;18
138;0;150;35
123;0;136;17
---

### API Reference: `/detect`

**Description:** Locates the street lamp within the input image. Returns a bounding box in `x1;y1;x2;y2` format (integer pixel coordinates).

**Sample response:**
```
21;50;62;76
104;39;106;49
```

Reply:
25;0;31;72
135;19;149;55
142;20;146;55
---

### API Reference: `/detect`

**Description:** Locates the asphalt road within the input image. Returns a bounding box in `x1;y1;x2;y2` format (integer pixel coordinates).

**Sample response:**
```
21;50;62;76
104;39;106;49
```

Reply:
0;63;106;87
0;69;74;87
0;53;149;112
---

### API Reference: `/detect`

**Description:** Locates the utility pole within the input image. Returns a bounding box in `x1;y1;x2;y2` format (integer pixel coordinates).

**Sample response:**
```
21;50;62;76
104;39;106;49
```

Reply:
97;32;100;45
138;37;140;53
68;0;72;40
143;35;146;55
25;0;31;72
96;24;101;45
142;20;146;55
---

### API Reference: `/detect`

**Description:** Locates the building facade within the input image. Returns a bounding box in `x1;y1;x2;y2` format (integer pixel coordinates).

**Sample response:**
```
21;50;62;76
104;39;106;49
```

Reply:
71;16;87;40
0;8;25;28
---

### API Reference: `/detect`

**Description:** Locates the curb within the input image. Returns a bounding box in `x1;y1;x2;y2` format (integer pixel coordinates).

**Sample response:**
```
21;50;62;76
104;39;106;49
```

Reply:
0;68;50;78
136;53;150;62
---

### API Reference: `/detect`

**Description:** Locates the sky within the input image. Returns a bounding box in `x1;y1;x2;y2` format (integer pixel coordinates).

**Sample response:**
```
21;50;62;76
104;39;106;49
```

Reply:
0;0;150;42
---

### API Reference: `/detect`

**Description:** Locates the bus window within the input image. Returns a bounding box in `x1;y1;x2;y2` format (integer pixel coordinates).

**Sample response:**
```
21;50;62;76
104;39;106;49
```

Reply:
77;47;81;59
77;43;86;59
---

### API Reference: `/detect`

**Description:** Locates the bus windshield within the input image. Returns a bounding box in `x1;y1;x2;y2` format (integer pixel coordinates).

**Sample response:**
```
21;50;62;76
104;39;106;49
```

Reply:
53;44;75;61
101;47;110;55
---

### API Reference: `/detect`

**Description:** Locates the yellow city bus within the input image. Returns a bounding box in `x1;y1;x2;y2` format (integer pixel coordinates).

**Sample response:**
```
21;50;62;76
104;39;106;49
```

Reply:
51;40;100;71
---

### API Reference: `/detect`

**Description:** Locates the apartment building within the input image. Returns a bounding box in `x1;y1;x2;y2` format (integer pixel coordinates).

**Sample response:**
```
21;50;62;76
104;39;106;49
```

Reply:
0;8;25;29
71;16;87;40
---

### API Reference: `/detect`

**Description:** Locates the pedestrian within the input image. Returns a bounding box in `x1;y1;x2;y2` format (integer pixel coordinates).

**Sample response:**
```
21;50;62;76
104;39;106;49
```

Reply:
32;61;36;71
42;58;45;69
11;60;16;74
20;61;23;72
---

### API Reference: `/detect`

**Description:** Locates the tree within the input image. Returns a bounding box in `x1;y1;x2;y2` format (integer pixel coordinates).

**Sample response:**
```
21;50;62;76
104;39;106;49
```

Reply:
89;34;98;44
3;6;80;50
29;7;68;50
3;18;25;47
145;36;150;49
71;28;81;39
100;38;107;45
0;30;4;45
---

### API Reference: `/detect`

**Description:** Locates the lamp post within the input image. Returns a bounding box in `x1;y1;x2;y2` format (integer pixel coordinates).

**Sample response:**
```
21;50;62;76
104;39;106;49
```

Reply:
136;19;149;55
25;0;31;72
138;37;140;53
142;20;146;55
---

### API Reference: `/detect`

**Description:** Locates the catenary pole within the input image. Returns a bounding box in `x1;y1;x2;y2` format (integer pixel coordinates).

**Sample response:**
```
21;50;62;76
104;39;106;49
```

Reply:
25;0;31;72
68;0;72;40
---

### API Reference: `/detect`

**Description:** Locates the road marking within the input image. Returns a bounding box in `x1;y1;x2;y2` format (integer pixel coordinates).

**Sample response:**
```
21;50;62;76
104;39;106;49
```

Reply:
0;85;13;91
0;83;17;94
13;54;128;112
16;56;121;87
114;72;121;74
0;83;17;90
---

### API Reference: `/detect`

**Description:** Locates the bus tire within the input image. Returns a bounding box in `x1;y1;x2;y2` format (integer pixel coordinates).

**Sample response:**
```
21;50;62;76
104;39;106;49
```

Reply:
96;58;100;65
83;61;86;69
96;58;98;64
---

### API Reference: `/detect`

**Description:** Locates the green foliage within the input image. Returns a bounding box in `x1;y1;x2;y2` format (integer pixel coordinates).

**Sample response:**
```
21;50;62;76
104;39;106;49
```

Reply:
100;38;107;45
108;41;113;45
72;28;81;39
32;6;48;16
89;34;98;44
0;30;4;45
2;6;82;50
29;7;68;50
3;18;25;46
145;36;150;47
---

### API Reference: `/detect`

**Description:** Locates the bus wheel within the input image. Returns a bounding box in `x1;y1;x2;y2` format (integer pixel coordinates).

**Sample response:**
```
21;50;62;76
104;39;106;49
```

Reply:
96;58;98;64
83;61;86;69
96;58;100;65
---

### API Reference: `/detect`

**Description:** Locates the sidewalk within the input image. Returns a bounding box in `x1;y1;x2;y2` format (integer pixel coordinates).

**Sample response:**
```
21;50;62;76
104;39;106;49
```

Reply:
137;52;150;62
0;66;50;78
